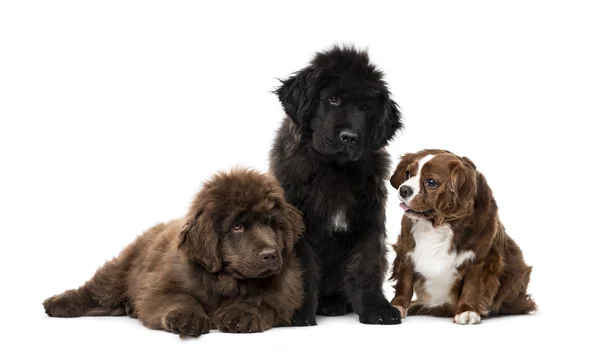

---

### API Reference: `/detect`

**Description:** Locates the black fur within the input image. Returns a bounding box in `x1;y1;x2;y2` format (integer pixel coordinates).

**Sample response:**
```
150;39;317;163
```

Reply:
269;45;403;325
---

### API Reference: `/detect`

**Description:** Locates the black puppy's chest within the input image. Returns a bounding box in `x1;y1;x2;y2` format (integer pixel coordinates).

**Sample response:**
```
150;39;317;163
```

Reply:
303;173;371;237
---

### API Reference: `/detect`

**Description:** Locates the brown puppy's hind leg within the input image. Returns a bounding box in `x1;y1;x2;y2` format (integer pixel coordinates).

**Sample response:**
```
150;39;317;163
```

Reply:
43;256;130;317
493;266;537;316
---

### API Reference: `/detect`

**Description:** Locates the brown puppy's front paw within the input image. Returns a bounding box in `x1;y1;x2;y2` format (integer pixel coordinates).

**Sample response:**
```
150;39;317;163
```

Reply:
43;292;83;318
163;308;210;337
454;311;481;325
213;305;269;333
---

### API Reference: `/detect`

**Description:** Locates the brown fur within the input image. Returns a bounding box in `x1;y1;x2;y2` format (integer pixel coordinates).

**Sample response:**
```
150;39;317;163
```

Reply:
43;167;305;337
389;149;536;322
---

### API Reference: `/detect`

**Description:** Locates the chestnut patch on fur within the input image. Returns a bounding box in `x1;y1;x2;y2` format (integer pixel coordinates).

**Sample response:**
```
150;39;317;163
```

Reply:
389;149;536;323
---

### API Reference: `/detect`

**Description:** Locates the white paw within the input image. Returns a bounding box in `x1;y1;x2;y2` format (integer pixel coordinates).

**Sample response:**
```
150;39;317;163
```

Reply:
454;311;481;325
393;305;407;319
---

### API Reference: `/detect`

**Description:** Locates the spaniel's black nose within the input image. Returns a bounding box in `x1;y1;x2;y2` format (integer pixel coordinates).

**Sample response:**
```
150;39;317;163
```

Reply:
399;185;413;199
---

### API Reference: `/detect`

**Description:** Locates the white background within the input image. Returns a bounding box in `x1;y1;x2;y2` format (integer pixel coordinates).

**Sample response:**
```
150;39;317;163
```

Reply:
1;1;598;355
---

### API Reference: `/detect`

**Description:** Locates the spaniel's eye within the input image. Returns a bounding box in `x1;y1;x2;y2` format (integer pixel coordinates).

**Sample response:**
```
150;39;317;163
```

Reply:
405;171;411;179
264;216;273;225
426;179;438;188
361;105;368;111
232;224;244;233
328;96;341;106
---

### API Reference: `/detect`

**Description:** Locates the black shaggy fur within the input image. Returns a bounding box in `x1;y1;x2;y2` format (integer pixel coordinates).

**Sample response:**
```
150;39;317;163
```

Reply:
269;45;403;326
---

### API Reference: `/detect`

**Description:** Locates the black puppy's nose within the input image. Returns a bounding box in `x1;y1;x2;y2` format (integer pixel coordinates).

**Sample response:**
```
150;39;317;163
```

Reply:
340;131;358;144
399;185;413;199
259;249;277;263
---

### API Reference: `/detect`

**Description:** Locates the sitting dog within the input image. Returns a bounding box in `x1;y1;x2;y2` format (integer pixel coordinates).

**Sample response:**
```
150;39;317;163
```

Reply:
270;45;403;326
389;149;536;324
43;168;305;336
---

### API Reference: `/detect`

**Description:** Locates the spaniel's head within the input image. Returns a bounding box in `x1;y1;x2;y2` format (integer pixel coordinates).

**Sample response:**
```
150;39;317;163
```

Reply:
390;149;477;225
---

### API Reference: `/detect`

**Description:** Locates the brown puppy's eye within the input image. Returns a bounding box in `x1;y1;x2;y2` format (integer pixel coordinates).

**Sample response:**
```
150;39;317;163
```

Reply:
328;96;340;106
232;224;244;233
425;179;438;188
405;171;410;179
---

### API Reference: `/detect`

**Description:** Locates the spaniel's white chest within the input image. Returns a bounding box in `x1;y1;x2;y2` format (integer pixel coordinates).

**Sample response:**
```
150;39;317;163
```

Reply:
408;219;475;306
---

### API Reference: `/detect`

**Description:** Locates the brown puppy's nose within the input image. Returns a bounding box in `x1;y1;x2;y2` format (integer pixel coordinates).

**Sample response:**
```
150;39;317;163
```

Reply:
259;249;277;263
399;185;413;199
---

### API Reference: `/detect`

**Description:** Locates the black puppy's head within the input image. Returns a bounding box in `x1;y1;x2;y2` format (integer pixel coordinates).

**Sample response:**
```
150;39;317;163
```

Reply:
276;45;402;162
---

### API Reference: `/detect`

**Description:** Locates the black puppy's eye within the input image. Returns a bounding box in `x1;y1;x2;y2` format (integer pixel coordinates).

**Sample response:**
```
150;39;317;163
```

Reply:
328;96;341;106
425;179;438;188
361;105;368;111
405;171;410;179
232;224;244;233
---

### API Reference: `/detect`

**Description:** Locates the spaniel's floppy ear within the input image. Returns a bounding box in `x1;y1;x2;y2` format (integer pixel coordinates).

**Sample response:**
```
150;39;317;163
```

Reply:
179;208;221;273
390;153;415;189
434;160;477;224
372;93;402;151
281;202;304;255
275;67;322;130
460;156;477;170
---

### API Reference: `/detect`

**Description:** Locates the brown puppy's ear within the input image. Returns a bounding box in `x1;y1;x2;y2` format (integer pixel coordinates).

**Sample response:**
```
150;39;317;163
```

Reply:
179;210;221;273
390;153;415;189
434;160;477;225
281;202;304;255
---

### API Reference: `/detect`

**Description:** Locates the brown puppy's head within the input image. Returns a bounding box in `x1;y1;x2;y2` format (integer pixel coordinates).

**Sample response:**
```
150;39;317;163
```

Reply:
390;149;477;225
179;167;303;279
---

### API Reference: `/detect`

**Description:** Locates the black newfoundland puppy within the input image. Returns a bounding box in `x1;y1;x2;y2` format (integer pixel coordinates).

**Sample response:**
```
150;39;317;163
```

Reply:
269;45;403;325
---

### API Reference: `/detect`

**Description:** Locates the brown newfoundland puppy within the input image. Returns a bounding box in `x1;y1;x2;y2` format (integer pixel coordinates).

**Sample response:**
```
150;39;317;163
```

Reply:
43;168;304;337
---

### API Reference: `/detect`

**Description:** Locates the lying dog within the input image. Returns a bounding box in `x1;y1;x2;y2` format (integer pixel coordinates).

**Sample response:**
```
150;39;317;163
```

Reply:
389;149;536;324
43;168;304;336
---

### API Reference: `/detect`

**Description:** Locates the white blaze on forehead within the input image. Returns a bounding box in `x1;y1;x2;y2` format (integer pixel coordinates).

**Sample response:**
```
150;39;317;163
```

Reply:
398;154;436;203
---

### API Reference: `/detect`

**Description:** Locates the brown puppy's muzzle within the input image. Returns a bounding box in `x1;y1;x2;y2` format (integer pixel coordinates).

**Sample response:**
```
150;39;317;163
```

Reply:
254;247;282;277
223;224;284;279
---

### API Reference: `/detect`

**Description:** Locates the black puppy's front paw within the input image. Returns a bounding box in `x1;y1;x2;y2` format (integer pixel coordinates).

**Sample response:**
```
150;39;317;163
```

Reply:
290;308;317;326
359;302;401;325
317;295;352;316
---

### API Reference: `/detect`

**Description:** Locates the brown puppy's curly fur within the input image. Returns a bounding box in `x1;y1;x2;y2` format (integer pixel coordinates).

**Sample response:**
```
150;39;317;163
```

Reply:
43;168;305;337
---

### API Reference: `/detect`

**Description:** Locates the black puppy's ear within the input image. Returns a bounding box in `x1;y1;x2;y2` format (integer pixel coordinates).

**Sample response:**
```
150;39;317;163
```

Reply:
179;210;222;273
372;94;402;151
275;67;322;129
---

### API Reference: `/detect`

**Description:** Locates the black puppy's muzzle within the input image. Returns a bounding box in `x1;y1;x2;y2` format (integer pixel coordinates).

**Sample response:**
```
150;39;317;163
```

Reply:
340;130;358;144
339;129;360;155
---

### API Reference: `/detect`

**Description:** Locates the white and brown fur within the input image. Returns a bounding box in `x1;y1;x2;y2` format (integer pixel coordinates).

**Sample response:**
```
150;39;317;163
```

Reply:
389;149;536;324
